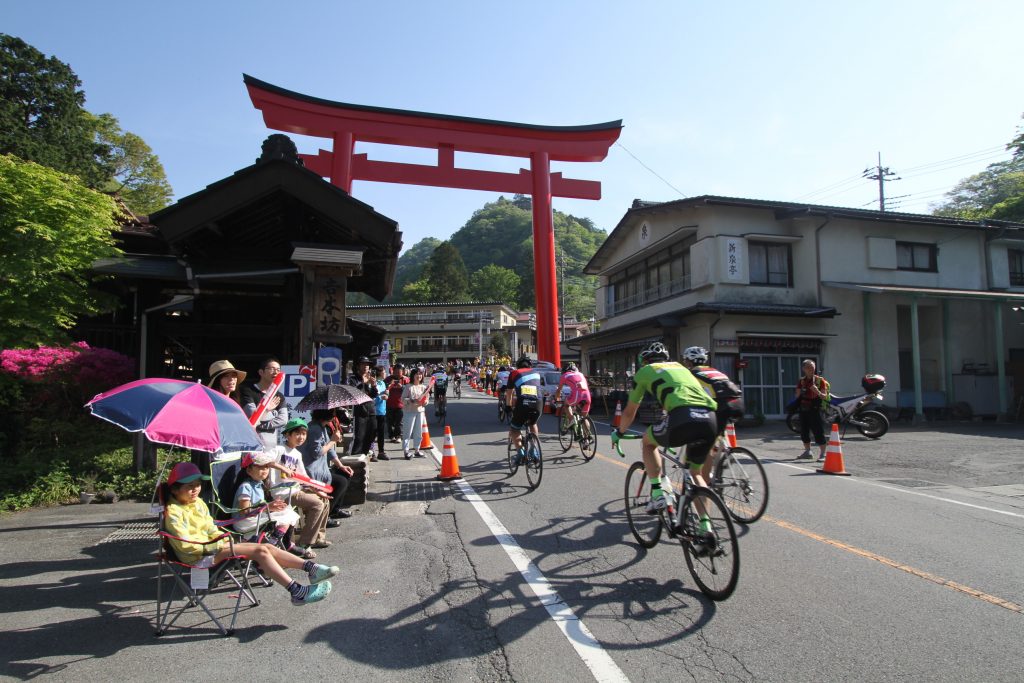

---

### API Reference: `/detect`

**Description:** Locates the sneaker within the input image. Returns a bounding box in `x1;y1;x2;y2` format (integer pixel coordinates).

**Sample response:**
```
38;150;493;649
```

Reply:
645;493;668;515
797;450;813;460
309;564;339;585
404;449;412;460
378;453;391;461
691;533;722;558
292;581;332;606
816;453;827;462
415;451;426;458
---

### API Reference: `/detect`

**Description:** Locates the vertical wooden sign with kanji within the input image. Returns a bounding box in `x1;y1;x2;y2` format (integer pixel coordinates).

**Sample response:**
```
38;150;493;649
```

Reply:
313;270;348;343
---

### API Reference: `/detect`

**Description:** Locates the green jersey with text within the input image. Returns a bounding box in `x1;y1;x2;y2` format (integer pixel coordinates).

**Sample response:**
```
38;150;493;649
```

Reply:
628;361;717;412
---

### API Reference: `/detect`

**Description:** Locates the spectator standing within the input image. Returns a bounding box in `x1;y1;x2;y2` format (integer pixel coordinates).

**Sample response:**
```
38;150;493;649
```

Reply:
347;357;379;456
385;364;408;443
240;357;288;450
370;366;389;461
795;359;830;461
300;409;354;523
401;368;430;458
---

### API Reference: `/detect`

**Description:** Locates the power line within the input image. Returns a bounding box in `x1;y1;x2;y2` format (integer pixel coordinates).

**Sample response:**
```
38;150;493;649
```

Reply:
614;142;688;198
862;152;900;212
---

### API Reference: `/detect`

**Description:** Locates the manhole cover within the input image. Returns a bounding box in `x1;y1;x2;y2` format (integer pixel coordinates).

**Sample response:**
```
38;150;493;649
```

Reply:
395;482;450;502
878;479;942;489
95;521;158;545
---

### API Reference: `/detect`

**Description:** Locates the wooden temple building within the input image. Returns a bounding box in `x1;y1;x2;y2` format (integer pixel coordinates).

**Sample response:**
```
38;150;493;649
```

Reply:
75;135;402;381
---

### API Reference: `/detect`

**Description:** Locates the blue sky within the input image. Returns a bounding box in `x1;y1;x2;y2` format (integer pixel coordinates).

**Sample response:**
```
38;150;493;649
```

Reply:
4;1;1022;250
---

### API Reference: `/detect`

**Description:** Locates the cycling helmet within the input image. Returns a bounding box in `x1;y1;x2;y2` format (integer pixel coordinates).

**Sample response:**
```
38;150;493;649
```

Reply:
516;355;533;369
564;362;578;372
682;346;708;365
636;341;670;366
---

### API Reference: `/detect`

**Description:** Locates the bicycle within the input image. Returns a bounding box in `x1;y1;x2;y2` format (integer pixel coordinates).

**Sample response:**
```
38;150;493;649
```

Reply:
453;378;462;399
705;430;769;524
615;433;739;601
497;393;509;424
434;391;447;427
507;421;543;489
556;402;596;461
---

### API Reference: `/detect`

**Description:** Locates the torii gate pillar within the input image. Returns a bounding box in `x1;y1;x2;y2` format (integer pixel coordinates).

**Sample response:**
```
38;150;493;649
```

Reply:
244;75;622;367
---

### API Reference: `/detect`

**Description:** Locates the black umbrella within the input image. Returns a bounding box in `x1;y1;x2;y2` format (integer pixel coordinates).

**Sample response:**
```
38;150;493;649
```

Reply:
295;383;372;412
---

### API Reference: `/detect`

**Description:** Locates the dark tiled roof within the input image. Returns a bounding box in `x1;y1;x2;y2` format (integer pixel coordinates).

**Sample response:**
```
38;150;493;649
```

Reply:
348;301;509;309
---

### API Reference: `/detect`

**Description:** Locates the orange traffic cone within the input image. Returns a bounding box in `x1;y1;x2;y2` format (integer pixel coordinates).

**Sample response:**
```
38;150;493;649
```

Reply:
437;426;462;480
725;422;738;448
612;401;623;428
816;423;850;476
419;418;434;451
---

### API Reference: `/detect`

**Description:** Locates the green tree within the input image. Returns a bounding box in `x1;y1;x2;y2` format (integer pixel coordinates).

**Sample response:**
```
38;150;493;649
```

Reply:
0;34;108;186
0;155;122;347
93;113;173;215
423;241;469;302
469;264;520;303
934;114;1024;222
489;332;508;356
401;278;433;303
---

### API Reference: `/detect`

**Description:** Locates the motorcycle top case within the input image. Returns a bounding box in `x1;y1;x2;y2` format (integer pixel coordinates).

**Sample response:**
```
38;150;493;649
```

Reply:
861;374;886;393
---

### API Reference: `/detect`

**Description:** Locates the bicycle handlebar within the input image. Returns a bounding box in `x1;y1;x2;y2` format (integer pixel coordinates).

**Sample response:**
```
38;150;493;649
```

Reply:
612;431;641;457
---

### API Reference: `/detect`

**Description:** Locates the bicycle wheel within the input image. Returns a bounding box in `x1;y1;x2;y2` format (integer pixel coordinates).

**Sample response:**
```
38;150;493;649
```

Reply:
713;447;769;523
506;438;520;476
623;461;662;548
557;413;574;452
577;416;597;461
679;486;740;601
524;433;543;489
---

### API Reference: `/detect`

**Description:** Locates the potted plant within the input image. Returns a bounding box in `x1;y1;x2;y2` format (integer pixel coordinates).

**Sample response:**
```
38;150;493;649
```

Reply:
78;473;98;505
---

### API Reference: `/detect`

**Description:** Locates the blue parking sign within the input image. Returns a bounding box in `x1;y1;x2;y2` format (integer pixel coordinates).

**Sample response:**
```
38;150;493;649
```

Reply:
317;347;343;386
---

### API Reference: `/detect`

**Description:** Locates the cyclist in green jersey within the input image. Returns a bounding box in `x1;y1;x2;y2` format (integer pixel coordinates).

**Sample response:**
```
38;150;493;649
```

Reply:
612;341;718;514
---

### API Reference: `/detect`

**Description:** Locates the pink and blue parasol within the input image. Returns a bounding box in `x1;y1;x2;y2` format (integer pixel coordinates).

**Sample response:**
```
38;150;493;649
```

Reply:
86;378;262;453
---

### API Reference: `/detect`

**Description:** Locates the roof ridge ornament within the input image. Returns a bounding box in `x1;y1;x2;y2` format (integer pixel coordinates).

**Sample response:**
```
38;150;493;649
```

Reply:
258;134;303;165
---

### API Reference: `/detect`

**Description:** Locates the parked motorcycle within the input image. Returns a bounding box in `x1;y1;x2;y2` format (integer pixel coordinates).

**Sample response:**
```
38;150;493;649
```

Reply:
786;374;889;439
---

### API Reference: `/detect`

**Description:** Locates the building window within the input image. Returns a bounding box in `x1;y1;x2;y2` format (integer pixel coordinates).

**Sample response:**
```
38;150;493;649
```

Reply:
1010;249;1024;287
896;241;937;272
748;242;791;287
606;240;692;315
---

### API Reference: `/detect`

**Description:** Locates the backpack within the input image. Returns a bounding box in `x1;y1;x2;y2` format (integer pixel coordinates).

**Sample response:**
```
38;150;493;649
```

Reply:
690;366;745;417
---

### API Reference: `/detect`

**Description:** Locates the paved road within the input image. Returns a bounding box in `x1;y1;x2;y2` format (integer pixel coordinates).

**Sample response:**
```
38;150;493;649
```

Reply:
1;389;1021;681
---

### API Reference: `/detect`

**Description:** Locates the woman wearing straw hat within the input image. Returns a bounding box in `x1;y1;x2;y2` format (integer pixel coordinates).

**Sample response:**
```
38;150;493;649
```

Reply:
208;360;247;405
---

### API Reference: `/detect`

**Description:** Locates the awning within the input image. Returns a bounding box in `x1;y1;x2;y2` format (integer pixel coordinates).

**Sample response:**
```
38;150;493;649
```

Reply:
823;281;1024;302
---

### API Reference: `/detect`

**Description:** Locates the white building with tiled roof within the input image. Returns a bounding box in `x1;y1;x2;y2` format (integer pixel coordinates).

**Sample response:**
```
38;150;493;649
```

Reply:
576;196;1024;420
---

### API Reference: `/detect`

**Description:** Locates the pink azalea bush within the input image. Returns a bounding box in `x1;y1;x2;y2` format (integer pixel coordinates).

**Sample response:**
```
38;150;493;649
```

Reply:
0;342;136;411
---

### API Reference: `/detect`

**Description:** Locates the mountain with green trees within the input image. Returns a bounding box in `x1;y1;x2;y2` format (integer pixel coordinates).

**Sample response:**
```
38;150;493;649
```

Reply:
356;194;606;319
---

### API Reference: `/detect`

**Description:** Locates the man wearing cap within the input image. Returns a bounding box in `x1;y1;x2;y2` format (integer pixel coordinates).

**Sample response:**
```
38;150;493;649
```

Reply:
240;357;288;450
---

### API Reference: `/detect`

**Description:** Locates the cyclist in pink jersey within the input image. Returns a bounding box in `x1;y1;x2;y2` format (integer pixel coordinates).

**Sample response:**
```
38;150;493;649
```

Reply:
556;363;593;441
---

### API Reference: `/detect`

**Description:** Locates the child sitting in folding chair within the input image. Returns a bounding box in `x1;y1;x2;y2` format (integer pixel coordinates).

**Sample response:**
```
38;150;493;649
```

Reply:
231;451;299;548
165;462;337;606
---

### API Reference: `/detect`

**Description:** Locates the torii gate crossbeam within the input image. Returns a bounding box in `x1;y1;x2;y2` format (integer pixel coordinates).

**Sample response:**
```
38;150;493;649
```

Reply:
245;74;622;366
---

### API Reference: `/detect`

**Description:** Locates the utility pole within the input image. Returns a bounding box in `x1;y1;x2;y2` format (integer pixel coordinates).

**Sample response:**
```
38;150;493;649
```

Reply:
862;152;901;212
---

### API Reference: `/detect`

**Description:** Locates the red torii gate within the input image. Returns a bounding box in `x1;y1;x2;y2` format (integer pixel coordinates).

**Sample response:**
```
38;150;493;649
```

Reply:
244;75;621;367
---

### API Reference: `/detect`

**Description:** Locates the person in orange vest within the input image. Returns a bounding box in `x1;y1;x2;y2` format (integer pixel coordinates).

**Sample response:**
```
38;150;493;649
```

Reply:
795;359;830;461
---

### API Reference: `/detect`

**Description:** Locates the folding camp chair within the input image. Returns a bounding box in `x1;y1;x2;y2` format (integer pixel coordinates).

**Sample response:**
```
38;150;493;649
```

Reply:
153;479;260;637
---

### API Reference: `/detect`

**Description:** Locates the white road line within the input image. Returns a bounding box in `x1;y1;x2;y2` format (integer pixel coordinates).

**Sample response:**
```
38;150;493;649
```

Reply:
427;445;631;683
768;460;1024;519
